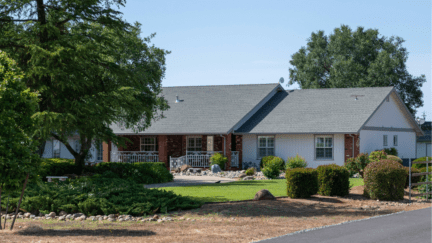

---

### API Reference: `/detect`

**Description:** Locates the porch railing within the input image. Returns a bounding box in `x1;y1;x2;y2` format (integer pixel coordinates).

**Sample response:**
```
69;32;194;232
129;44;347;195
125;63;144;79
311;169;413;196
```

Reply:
170;151;239;169
111;151;159;163
231;151;239;168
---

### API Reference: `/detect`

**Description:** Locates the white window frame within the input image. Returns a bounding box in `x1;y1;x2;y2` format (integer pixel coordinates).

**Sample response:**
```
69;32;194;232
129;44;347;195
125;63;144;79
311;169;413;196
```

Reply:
53;139;61;158
187;136;202;151
140;137;157;152
393;135;398;146
207;136;214;151
97;142;103;161
257;136;275;159
314;135;333;160
383;135;388;146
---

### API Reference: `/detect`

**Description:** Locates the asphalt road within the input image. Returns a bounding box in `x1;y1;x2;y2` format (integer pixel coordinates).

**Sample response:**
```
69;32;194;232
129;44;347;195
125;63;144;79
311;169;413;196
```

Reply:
258;207;432;243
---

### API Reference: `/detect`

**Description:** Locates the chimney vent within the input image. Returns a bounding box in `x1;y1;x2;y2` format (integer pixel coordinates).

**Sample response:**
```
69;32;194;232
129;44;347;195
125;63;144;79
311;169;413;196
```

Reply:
175;95;184;103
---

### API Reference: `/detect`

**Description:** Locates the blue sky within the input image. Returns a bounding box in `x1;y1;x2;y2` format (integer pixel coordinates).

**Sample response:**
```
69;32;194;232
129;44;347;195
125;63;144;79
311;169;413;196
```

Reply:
119;0;431;119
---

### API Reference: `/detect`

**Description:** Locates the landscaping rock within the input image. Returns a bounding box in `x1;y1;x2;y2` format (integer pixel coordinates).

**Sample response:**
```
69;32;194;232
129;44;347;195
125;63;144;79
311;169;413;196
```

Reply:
153;214;159;219
211;164;222;173
58;216;66;221
73;213;85;218
59;211;67;216
238;173;247;178
180;164;191;173
108;218;116;222
253;189;276;201
24;212;31;218
48;212;56;218
108;214;115;219
243;176;254;181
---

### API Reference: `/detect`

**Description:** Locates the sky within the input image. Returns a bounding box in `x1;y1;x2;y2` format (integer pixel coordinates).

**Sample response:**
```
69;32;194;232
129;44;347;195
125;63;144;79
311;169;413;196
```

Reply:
119;0;431;120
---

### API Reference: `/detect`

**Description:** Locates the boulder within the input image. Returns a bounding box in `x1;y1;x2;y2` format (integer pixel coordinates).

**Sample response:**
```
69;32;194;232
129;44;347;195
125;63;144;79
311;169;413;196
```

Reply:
48;212;56;218
253;189;276;201
24;212;32;218
211;164;222;173
180;164;191;173
242;176;254;181
74;213;85;218
59;211;67;216
238;173;247;178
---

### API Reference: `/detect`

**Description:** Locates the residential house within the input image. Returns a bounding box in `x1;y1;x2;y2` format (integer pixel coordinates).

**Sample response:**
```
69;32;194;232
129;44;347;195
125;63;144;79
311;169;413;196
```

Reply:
416;121;431;157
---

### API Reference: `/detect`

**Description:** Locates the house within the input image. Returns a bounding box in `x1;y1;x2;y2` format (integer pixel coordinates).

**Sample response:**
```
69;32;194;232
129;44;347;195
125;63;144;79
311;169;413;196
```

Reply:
103;83;424;170
416;121;431;157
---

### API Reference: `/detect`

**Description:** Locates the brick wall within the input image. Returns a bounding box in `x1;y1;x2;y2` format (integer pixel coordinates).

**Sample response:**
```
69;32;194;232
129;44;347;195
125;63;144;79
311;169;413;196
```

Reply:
235;135;243;169
102;141;111;162
344;134;360;162
117;135;158;151
167;135;183;157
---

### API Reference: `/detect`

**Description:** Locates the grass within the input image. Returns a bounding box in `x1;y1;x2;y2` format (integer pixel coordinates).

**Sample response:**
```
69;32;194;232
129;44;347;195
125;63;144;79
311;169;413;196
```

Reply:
156;178;364;203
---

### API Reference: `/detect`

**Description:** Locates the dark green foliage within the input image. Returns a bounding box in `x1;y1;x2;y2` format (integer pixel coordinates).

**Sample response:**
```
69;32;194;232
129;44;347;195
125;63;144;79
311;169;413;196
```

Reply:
383;148;398;156
39;160;173;184
209;153;228;170
245;167;256;176
286;154;308;169
344;153;370;177
317;164;350;197
363;160;407;200
286;168;318;198
260;156;283;169
270;157;285;171
411;157;432;169
262;159;282;179
288;24;426;115
1;176;202;216
369;150;387;163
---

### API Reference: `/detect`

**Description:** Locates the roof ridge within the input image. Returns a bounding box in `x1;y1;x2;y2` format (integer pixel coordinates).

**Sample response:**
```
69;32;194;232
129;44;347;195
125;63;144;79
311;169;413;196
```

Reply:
162;83;279;88
289;86;394;91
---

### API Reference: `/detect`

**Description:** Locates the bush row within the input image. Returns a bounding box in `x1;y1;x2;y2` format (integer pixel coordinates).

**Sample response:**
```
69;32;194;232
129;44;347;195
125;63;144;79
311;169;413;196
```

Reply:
39;159;173;184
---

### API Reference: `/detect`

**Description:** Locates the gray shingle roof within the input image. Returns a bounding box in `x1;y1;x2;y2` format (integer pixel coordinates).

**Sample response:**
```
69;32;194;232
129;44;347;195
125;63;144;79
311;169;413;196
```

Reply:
110;83;280;134
418;122;431;142
235;86;396;134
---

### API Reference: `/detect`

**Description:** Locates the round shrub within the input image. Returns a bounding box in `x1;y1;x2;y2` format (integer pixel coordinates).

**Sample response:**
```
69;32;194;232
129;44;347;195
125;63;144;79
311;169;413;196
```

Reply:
286;168;318;198
262;158;282;179
271;157;285;171
363;160;407;200
260;155;277;169
286;154;308;169
317;164;350;197
209;153;228;170
245;167;256;176
385;155;402;165
369;150;387;163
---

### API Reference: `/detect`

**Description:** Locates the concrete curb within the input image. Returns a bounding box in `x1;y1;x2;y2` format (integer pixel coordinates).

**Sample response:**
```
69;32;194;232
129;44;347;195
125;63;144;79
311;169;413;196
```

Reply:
252;210;407;243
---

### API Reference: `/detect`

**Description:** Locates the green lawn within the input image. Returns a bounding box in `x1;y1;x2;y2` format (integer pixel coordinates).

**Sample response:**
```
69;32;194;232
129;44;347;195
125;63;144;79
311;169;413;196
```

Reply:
156;178;364;203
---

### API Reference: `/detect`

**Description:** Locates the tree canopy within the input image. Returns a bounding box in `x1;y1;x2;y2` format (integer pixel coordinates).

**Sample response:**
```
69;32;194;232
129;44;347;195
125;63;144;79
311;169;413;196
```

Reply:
288;25;426;115
0;0;169;170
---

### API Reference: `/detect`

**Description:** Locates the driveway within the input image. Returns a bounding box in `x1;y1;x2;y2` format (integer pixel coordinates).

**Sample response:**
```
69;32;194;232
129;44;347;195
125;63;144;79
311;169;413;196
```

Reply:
144;175;236;188
258;207;431;243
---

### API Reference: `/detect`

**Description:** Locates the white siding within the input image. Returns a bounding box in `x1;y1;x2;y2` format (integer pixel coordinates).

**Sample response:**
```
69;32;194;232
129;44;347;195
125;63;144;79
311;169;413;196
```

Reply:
365;93;412;128
359;130;416;158
417;142;432;158
42;136;101;162
242;134;345;168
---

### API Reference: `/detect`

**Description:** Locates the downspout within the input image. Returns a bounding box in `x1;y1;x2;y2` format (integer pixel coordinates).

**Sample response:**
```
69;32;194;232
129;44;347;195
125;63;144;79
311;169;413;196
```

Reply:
348;134;355;158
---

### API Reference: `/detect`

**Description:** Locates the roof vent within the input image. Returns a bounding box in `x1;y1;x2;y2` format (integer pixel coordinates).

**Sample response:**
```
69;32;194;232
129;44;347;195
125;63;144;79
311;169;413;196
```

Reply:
175;95;184;103
351;95;364;100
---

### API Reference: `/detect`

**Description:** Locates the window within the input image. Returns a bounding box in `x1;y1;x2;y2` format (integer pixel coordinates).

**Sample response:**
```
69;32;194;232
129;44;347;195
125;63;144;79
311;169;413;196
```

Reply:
315;136;333;160
140;137;157;151
187;137;202;151
207;136;214;151
53;139;60;158
383;135;388;146
97;142;103;161
258;136;274;158
393;135;398;146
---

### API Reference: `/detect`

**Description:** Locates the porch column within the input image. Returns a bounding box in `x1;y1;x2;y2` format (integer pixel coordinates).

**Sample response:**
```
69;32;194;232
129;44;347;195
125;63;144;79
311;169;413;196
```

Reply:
224;133;232;170
344;134;360;162
158;135;168;168
102;141;111;162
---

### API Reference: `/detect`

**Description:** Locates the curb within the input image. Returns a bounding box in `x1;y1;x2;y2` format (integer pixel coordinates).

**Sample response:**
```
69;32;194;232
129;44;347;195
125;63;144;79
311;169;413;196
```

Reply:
251;210;407;243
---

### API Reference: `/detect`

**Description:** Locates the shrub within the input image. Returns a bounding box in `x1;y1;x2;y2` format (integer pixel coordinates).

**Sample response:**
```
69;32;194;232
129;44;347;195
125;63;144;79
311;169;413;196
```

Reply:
286;154;307;169
39;158;80;180
260;155;277;169
317;164;350;197
262;158;282;179
210;153;228;170
286;168;318;198
385;155;402;165
403;167;421;188
270;157;285;171
411;157;432;169
344;153;370;178
369;150;387;163
245;167;256;176
363;160;407;200
383;147;398;156
1;176;202;215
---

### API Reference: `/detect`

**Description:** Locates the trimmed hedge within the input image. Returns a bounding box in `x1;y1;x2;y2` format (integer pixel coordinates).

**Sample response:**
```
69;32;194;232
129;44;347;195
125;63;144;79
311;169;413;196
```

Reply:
39;158;80;180
363;160;407;200
286;168;318;198
317;164;350;197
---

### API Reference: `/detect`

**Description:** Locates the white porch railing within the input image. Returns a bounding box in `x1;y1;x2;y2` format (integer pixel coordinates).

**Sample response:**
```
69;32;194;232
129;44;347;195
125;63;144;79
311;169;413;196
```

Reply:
170;151;240;169
110;151;159;163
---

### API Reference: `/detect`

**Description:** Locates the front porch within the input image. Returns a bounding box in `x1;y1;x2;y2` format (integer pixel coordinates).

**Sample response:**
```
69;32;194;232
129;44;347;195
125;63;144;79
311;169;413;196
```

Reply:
104;134;243;170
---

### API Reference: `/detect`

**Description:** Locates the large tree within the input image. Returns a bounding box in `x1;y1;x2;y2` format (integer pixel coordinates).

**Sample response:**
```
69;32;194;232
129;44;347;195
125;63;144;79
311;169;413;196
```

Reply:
288;25;426;115
0;0;169;171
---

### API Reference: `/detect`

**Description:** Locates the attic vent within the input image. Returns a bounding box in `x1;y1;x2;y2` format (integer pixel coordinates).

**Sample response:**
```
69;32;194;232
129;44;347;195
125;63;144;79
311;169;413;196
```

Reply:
350;95;364;101
175;95;184;103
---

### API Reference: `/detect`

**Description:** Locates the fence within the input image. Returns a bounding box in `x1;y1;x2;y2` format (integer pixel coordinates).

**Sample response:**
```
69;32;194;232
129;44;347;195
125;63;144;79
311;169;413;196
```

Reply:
409;157;432;202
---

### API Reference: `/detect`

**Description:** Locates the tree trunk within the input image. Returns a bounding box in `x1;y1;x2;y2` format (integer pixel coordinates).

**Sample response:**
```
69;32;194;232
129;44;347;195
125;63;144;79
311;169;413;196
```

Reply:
36;139;46;157
3;194;9;229
10;173;29;230
0;186;2;230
